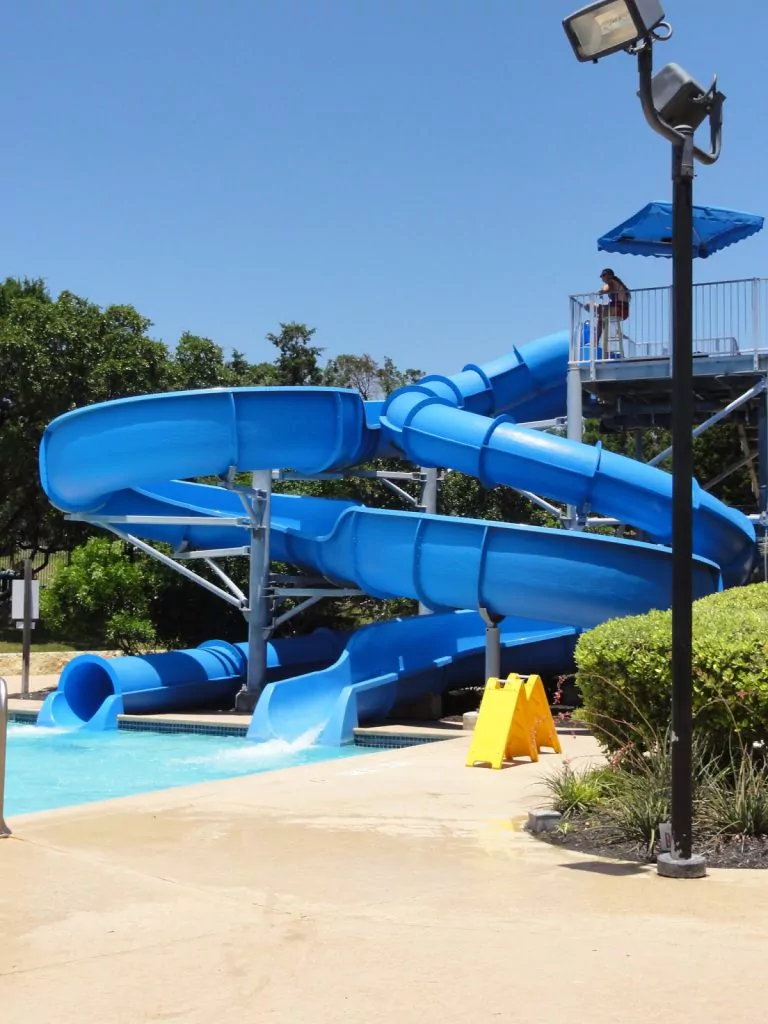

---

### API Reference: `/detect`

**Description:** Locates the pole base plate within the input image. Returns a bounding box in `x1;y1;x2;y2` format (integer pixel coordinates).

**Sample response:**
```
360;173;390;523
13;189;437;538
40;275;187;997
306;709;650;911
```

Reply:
656;852;707;879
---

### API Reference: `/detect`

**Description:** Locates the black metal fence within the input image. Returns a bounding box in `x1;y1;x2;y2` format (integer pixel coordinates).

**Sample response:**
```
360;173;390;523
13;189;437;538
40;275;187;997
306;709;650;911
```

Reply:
0;551;70;589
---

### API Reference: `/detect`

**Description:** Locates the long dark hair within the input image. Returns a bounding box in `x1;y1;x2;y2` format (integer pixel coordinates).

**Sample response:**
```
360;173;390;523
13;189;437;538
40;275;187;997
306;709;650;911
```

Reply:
602;269;631;299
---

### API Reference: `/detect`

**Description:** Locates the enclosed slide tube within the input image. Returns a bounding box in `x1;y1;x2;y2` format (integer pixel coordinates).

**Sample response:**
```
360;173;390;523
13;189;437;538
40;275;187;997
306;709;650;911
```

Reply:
37;629;347;729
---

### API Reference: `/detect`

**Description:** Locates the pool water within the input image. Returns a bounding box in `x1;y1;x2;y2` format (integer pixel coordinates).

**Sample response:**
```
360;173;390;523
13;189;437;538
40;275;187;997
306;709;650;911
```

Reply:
4;723;371;817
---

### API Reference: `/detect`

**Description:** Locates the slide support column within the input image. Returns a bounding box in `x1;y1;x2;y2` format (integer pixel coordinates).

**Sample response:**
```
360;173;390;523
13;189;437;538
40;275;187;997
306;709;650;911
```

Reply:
418;467;439;615
479;607;502;682
236;470;273;712
759;383;768;580
566;362;584;529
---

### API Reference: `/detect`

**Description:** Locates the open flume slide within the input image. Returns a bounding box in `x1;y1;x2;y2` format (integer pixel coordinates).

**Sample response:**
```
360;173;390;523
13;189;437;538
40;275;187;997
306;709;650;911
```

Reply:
36;331;756;741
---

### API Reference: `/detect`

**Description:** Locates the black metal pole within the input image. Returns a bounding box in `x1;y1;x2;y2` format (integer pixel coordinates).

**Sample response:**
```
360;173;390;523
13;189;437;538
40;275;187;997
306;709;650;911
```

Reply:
759;390;768;581
670;128;695;861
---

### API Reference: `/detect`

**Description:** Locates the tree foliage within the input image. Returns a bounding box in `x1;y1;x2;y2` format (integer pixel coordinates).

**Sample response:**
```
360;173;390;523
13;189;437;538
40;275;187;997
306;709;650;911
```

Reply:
267;322;324;385
324;353;421;398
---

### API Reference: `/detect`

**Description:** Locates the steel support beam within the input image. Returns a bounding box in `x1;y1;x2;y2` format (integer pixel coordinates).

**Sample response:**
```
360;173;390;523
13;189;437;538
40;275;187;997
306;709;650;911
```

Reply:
566;362;584;528
70;514;248;527
418;467;439;614
648;380;766;468
174;546;250;560
237;470;273;712
704;452;757;492
203;558;248;604
272;596;323;630
516;490;566;521
479;607;502;683
102;526;245;610
380;477;419;506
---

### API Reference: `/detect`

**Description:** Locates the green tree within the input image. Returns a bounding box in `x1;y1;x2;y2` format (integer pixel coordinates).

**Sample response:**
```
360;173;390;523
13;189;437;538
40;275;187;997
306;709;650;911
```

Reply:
267;322;324;385
324;353;422;398
172;332;230;390
324;353;381;397
87;305;172;401
377;356;422;394
0;280;176;560
0;276;52;317
227;349;279;386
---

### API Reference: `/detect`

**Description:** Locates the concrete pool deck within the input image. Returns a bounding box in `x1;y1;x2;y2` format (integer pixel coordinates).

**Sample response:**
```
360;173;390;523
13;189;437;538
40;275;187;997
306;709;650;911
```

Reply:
2;717;767;1024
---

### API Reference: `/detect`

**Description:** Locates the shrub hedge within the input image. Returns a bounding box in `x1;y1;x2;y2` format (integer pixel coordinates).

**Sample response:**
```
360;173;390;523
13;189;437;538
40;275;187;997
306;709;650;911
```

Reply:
575;583;768;754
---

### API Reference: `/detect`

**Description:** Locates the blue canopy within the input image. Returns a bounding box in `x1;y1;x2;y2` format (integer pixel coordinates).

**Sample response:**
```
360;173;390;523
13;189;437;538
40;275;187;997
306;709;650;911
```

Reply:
597;201;764;259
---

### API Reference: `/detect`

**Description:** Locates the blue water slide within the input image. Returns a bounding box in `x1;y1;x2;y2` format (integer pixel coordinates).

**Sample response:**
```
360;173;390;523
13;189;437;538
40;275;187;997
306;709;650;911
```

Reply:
248;612;579;745
37;630;347;730
378;366;754;587
35;331;755;736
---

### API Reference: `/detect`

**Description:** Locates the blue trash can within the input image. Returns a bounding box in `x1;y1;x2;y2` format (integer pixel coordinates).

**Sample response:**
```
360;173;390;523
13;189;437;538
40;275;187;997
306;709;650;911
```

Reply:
579;321;602;361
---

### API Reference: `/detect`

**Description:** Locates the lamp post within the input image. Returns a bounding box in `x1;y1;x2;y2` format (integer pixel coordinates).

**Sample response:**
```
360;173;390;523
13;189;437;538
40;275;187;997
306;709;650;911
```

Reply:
562;1;725;878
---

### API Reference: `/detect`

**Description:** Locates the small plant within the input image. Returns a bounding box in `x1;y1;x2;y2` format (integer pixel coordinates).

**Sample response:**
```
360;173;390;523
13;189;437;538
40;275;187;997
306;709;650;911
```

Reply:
699;750;768;839
542;761;612;819
597;770;670;858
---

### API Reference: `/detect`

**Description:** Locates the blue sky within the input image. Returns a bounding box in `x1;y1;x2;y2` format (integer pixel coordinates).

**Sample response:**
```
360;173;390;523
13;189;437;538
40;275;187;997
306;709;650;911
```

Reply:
3;1;766;375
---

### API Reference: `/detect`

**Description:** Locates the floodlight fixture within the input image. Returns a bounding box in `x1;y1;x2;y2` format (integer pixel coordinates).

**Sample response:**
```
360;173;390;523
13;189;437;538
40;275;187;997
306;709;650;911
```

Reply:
563;0;666;62
647;63;713;131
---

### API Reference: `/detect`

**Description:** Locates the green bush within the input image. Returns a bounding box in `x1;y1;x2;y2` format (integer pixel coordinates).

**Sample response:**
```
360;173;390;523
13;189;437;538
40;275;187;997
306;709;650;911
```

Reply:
41;536;251;653
575;583;768;755
41;538;160;654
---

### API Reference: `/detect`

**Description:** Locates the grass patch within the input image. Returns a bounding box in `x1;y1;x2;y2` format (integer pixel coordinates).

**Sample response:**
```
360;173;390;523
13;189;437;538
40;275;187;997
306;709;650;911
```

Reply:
0;640;80;654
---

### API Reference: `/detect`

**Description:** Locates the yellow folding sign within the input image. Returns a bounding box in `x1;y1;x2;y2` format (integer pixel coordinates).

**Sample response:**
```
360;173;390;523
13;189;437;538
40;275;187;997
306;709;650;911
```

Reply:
466;674;562;769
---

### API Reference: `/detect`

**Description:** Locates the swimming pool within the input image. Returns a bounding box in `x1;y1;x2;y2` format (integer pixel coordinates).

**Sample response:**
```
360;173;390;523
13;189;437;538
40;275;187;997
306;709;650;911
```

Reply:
4;722;371;817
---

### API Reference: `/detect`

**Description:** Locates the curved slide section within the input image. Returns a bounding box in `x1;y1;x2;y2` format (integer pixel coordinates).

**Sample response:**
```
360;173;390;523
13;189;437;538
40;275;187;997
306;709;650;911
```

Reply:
380;378;754;588
39;334;568;514
39;387;376;514
36;331;755;736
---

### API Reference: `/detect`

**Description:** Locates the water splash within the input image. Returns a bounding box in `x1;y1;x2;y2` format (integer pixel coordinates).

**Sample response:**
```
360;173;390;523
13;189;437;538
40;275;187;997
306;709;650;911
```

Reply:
175;722;326;766
8;724;72;740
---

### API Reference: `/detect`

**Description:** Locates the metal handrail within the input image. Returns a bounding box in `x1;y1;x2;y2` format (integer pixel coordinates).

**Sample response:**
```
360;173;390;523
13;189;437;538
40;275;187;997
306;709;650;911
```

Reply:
569;276;768;371
570;276;768;301
0;676;10;837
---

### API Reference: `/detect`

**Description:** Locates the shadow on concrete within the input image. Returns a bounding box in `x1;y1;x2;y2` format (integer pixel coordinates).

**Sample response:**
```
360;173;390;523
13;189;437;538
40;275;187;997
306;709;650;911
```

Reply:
560;859;650;876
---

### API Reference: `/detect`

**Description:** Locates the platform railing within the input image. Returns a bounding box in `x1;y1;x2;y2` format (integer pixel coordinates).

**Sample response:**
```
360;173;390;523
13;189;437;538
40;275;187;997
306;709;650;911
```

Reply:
0;676;10;837
569;277;768;376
